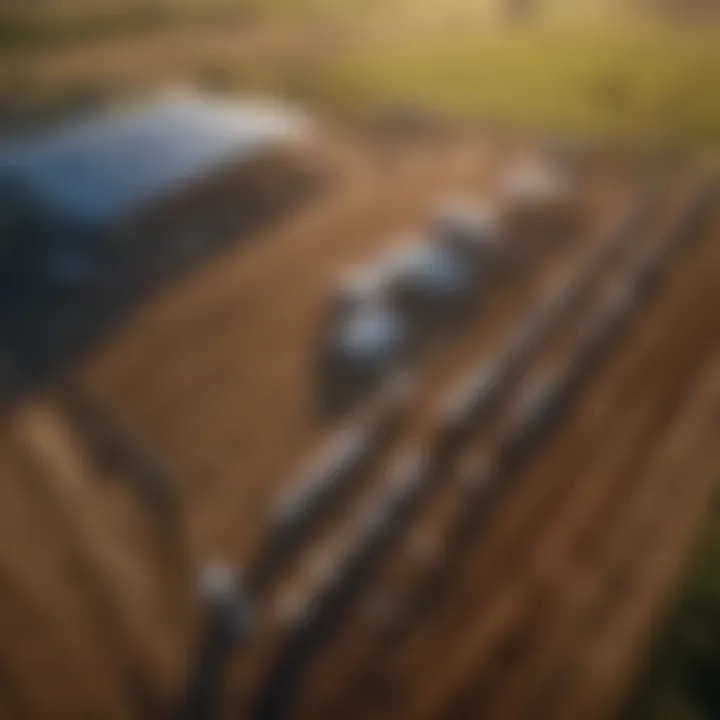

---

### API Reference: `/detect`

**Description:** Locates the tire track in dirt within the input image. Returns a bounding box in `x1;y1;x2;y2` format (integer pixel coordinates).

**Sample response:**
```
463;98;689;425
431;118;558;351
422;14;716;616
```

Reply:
232;161;642;719
341;180;717;720
292;175;677;720
445;200;720;720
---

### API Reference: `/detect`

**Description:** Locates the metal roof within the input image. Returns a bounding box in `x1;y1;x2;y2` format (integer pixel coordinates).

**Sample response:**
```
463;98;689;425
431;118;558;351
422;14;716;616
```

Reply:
387;242;474;298
0;92;311;228
335;307;407;365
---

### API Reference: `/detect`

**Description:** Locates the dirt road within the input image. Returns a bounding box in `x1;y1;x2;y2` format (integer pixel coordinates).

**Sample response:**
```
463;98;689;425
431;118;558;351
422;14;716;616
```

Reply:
0;134;718;719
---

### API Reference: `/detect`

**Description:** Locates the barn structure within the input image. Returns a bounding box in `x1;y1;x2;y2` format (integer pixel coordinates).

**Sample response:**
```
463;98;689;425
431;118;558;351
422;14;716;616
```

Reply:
0;91;316;390
0;91;315;290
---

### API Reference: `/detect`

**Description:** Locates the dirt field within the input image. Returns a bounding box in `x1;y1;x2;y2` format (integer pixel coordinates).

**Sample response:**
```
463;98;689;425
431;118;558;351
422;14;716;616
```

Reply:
308;181;720;720
0;130;719;719
75;131;537;558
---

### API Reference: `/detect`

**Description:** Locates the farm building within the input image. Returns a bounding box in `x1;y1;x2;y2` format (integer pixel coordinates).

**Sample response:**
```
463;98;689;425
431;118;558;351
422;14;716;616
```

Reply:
317;200;505;415
0;91;316;290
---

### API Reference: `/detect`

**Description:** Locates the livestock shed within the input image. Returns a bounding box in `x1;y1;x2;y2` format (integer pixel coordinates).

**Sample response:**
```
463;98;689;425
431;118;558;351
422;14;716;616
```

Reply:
0;91;316;291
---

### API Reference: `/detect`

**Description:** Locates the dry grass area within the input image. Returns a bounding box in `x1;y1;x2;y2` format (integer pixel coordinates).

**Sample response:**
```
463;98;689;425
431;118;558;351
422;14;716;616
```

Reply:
6;0;720;158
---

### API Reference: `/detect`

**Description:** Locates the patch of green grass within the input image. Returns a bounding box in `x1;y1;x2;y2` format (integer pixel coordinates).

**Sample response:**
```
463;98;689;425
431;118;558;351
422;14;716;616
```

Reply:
622;490;720;720
4;4;720;157
302;25;720;153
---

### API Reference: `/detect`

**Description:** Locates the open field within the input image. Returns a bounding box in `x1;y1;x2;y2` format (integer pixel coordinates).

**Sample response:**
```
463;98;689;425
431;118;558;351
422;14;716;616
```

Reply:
2;2;720;718
0;127;719;718
3;1;720;155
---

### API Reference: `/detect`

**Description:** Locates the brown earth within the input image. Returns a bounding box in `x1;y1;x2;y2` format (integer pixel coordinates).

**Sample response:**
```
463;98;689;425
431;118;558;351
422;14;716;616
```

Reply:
0;133;718;719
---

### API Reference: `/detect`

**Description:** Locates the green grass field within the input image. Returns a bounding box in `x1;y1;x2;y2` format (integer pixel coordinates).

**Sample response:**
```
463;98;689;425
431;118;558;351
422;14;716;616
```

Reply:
304;25;720;154
3;2;720;157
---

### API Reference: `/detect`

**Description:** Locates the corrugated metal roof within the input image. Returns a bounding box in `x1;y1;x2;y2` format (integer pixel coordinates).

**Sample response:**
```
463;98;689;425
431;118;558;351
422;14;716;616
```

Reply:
0;92;311;228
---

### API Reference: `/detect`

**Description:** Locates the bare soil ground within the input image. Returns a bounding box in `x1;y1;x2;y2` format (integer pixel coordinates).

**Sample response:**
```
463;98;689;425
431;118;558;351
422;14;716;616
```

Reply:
0;131;718;719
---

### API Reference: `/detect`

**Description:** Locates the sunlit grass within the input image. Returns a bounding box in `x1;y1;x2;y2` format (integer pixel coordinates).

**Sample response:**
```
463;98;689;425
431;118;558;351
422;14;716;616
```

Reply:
305;25;720;153
2;2;719;156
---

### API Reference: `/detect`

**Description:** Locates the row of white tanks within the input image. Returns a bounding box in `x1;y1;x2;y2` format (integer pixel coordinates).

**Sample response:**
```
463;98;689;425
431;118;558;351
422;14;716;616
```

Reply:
317;151;581;415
